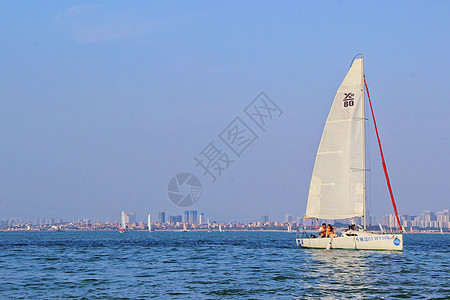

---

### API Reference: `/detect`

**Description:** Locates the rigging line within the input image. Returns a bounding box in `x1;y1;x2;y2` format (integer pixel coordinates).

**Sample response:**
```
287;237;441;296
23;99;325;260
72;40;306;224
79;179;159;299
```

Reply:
364;78;403;231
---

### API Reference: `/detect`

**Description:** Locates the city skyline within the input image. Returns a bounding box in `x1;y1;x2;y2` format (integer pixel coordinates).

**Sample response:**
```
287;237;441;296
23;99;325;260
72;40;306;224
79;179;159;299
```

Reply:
3;207;449;227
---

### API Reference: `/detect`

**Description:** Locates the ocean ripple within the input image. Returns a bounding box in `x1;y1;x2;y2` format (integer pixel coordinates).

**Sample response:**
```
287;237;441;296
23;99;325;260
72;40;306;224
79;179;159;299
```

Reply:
0;231;448;299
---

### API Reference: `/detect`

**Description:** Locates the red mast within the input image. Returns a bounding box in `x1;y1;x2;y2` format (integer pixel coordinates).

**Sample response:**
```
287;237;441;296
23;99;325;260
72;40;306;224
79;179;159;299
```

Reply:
364;79;403;231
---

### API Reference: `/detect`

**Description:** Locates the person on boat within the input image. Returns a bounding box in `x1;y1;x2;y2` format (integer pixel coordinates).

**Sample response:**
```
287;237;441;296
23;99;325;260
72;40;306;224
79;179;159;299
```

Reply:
347;224;356;231
319;223;327;237
326;224;336;237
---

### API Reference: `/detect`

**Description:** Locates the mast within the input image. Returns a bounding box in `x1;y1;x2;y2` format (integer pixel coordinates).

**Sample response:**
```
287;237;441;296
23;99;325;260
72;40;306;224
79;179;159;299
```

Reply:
361;54;366;230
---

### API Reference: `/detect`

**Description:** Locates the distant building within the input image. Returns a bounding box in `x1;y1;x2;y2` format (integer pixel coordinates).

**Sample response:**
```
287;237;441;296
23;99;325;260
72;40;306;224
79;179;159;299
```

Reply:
261;215;269;223
382;209;450;229
285;214;293;223
199;213;204;224
159;212;166;223
188;211;198;224
182;211;198;224
422;211;435;222
183;211;189;223
168;215;182;223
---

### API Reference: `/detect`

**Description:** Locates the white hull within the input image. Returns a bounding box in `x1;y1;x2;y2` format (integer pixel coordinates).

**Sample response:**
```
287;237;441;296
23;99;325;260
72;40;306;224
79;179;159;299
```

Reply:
297;231;403;251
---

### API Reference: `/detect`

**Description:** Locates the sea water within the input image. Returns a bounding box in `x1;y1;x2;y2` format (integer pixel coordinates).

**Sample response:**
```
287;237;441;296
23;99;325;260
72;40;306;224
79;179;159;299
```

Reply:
0;231;448;299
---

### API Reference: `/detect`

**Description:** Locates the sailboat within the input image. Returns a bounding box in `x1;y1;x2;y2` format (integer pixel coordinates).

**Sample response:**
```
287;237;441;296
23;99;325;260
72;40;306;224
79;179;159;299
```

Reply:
296;55;403;251
148;214;152;232
119;211;128;233
207;218;212;232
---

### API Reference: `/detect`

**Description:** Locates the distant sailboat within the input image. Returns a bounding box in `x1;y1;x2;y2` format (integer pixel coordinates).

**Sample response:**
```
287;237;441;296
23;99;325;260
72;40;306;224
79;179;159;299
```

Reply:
207;218;212;232
148;214;152;232
183;223;188;232
119;211;128;233
296;55;403;251
410;226;413;234
441;227;444;235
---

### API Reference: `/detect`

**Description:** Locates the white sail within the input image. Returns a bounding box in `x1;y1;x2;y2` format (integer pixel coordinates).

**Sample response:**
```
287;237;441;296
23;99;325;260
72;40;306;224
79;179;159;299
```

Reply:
148;214;151;232
305;58;365;220
121;211;127;229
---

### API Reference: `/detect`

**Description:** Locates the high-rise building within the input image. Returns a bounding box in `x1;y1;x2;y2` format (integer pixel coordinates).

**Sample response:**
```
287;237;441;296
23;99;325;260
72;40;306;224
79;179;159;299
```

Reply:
261;215;269;223
422;211;436;222
182;211;198;224
199;213;204;224
189;211;198;224
285;214;293;223
183;211;189;223
159;212;166;223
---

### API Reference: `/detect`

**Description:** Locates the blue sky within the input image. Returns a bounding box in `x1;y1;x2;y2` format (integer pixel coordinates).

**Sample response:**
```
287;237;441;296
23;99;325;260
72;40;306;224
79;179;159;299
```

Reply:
1;1;449;222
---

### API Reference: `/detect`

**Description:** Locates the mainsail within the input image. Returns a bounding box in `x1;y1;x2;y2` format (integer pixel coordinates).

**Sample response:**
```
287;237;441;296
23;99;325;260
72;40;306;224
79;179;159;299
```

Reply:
121;211;127;230
305;58;365;220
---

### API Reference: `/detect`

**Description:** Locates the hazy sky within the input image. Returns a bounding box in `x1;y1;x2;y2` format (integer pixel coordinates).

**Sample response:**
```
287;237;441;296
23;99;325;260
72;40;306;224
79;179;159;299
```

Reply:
1;1;449;222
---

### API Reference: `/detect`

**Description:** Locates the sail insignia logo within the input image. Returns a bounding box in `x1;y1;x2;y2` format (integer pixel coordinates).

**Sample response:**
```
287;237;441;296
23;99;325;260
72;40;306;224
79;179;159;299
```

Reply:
343;93;354;107
393;238;401;246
